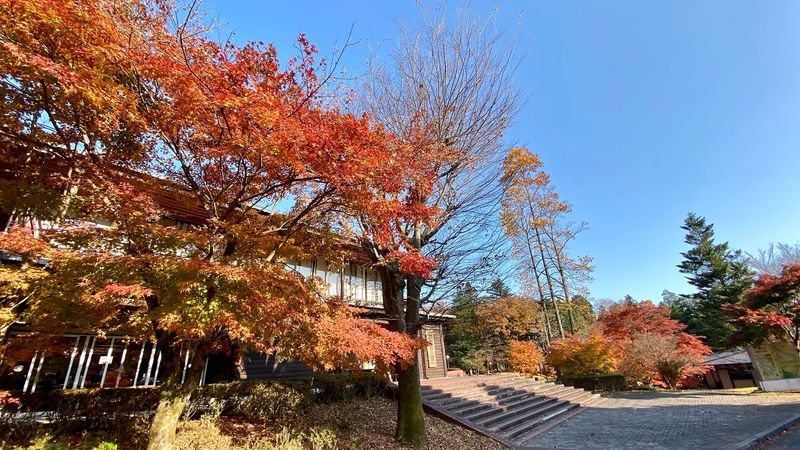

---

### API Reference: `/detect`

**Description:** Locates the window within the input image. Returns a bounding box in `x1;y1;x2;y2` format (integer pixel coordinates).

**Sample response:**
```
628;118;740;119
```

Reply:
366;269;382;305
351;265;366;303
326;265;340;297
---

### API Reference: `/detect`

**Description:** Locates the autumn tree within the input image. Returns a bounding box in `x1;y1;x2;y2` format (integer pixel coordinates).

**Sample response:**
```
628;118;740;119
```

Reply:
545;332;617;377
501;147;593;343
507;340;544;375
619;333;706;388
351;6;523;445
0;1;424;448
667;213;753;350
728;263;800;353
598;300;711;387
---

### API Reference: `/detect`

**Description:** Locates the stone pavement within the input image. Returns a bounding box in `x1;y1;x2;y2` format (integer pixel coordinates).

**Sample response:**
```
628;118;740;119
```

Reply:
521;390;800;449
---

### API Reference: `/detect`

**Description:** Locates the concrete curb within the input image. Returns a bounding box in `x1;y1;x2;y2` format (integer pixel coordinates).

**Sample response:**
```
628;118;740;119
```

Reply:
731;411;800;450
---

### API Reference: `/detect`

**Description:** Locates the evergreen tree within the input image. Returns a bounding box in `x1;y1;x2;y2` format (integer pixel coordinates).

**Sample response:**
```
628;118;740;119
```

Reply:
445;283;483;370
566;294;597;334
672;213;753;350
487;278;513;300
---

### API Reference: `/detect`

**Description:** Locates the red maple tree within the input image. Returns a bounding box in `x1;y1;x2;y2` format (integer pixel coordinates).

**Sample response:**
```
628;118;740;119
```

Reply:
0;1;435;447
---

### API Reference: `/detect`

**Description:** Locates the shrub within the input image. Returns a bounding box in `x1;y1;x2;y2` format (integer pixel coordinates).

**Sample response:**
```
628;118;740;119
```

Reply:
562;374;626;392
309;372;387;404
617;332;709;389
191;381;309;423
545;332;617;377
507;340;544;375
0;388;155;445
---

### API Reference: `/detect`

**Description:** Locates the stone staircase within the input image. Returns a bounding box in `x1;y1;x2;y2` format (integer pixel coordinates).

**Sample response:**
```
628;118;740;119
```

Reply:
421;374;603;448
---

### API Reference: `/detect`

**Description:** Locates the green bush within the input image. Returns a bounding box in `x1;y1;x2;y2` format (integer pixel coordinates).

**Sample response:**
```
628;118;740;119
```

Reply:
562;374;626;392
308;372;387;404
191;381;309;423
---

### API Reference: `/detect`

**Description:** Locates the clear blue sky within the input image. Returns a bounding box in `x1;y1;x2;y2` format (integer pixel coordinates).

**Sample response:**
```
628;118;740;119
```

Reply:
204;0;800;302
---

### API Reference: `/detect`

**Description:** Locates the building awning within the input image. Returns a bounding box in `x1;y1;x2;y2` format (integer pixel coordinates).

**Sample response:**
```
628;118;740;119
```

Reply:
703;348;751;366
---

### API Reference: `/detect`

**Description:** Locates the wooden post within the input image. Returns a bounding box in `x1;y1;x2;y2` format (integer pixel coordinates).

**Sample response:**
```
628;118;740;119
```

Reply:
71;336;91;389
180;347;191;385
99;337;116;388
115;342;129;388
79;336;97;388
63;336;81;389
22;351;38;393
144;344;156;386
198;357;209;386
133;343;146;387
152;350;162;386
30;353;45;393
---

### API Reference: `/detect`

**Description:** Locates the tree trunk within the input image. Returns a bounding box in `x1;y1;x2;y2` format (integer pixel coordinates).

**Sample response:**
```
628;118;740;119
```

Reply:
396;272;426;446
146;340;208;450
522;227;552;346
395;356;426;446
533;226;564;338
553;253;576;334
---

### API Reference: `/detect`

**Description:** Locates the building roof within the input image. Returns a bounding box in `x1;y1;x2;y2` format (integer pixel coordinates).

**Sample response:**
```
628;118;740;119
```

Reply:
703;348;751;365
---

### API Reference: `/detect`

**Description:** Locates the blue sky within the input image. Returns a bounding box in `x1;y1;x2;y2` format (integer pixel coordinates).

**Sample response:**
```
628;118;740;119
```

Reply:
204;0;800;302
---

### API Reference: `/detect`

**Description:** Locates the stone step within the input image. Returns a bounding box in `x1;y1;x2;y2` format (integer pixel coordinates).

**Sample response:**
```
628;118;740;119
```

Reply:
449;389;541;416
427;381;540;404
489;398;572;433
421;375;510;391
443;383;563;414
504;402;580;439
432;381;555;407
513;395;606;444
420;374;598;448
475;396;560;426
422;377;535;399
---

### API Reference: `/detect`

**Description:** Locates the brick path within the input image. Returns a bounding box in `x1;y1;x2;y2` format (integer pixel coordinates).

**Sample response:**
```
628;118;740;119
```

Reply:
521;390;800;449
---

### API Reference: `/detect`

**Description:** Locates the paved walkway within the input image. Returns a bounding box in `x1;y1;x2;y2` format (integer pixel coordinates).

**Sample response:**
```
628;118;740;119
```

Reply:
521;390;800;449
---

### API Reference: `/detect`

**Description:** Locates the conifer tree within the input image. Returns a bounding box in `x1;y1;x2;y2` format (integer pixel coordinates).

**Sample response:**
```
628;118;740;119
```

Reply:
445;283;482;370
670;213;753;350
487;278;513;300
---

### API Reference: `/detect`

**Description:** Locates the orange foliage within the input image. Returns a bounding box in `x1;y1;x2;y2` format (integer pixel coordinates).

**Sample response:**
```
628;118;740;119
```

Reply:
598;300;711;387
545;332;618;377
507;340;544;375
0;0;438;376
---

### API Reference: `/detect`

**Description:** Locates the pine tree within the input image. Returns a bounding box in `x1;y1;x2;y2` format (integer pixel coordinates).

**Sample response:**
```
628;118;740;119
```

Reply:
487;278;513;300
673;213;753;350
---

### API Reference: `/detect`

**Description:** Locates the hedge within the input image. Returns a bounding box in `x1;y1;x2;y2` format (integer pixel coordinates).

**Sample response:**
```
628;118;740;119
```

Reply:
561;374;626;392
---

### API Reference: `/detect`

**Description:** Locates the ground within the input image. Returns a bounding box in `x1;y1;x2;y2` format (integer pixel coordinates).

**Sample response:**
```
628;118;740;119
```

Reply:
175;397;506;450
522;389;800;450
755;421;800;449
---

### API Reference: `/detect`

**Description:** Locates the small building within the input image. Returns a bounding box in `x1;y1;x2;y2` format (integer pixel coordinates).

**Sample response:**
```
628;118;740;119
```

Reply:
702;348;757;389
